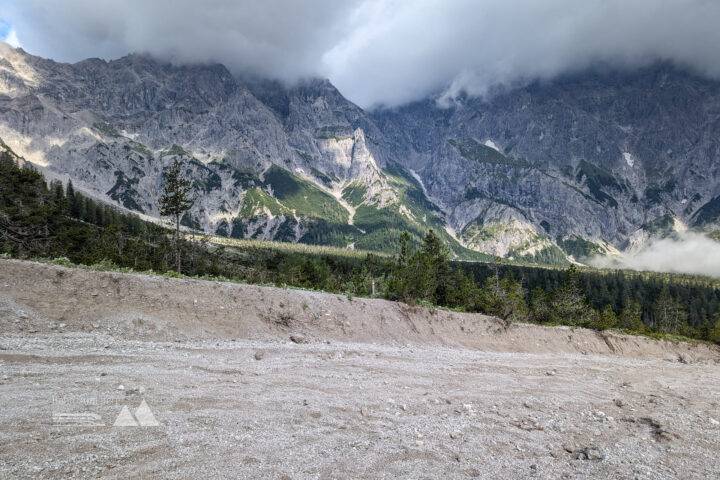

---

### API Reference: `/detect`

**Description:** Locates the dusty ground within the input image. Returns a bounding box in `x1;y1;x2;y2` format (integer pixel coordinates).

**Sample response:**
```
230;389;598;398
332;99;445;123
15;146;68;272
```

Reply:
1;259;719;479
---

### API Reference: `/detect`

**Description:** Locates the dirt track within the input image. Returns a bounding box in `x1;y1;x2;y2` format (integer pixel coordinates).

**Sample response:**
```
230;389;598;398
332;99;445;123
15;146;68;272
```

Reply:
1;259;719;479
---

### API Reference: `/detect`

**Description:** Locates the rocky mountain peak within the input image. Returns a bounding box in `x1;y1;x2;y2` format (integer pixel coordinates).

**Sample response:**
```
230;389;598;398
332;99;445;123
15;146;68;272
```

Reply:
1;44;719;263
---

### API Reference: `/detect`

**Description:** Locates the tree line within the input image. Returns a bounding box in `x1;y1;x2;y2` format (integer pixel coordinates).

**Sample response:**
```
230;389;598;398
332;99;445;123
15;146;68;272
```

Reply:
1;151;719;343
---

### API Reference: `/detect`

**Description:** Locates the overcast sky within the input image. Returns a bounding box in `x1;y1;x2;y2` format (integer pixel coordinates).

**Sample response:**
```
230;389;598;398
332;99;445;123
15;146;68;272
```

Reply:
2;0;720;108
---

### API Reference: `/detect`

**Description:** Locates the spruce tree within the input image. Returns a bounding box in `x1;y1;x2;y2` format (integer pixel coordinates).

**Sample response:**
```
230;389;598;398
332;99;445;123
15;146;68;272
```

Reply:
66;180;80;217
479;271;527;323
652;288;687;334
552;265;593;326
529;286;553;323
419;229;451;304
709;312;720;344
397;231;411;269
159;158;194;273
618;299;644;331
596;304;619;330
447;265;477;309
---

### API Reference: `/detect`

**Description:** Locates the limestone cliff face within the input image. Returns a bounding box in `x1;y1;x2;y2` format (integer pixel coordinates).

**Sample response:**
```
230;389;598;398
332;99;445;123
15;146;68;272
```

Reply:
1;41;719;261
0;43;406;248
373;63;720;257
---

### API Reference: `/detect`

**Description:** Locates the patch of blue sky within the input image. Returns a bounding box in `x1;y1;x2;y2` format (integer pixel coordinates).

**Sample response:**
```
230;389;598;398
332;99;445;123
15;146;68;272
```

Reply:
0;20;11;40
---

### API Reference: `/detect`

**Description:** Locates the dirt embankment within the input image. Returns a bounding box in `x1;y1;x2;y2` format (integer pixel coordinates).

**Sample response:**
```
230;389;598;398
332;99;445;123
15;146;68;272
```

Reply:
2;259;720;479
1;259;717;362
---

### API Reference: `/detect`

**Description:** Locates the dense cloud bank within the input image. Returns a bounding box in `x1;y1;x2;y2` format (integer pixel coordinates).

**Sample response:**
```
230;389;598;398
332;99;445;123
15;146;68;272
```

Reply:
3;0;720;107
589;232;720;279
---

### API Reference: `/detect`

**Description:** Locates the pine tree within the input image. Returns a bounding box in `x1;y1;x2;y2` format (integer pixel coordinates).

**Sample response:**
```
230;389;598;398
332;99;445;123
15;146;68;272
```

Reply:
552;265;593;326
66;180;80;217
447;265;477;309
479;271;527;324
709;312;720;344
529;286;553;323
618;299;644;331
596;304;619;330
397;231;411;269
699;318;713;341
388;231;414;302
159;159;194;273
419;229;451;304
652;288;687;334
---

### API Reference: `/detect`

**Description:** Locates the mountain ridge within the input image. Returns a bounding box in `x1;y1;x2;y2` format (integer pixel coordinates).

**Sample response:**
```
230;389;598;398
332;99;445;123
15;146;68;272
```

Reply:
1;41;719;263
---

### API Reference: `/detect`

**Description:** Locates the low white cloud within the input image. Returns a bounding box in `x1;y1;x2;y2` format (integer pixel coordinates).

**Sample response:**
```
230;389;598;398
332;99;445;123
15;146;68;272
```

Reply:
588;232;720;278
3;0;720;107
5;28;21;48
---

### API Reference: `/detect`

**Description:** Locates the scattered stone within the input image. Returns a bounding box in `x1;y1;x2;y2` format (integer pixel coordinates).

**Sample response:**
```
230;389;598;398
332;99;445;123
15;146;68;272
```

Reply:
709;418;719;426
585;448;604;461
415;440;424;446
360;407;370;418
563;443;579;453
290;334;307;344
545;370;557;376
514;419;544;431
254;351;264;361
92;324;100;329
614;399;625;408
116;384;124;391
565;444;604;461
59;323;66;328
450;432;460;439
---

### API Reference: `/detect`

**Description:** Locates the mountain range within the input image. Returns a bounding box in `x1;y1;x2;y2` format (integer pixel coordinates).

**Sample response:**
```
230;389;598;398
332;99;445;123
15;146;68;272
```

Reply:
1;41;719;264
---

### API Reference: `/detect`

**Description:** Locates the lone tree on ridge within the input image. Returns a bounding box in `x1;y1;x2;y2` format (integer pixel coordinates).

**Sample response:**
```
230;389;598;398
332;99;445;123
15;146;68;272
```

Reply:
159;158;194;274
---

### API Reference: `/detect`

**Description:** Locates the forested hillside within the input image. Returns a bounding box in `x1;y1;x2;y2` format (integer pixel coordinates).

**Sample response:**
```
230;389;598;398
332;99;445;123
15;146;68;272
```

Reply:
1;152;719;343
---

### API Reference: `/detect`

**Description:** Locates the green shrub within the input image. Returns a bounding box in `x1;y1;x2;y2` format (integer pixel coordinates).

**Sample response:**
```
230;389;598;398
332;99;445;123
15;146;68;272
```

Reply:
89;258;118;271
52;257;74;267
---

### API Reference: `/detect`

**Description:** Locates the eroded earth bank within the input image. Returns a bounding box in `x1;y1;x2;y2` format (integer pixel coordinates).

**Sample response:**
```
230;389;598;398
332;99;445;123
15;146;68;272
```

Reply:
1;259;719;479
